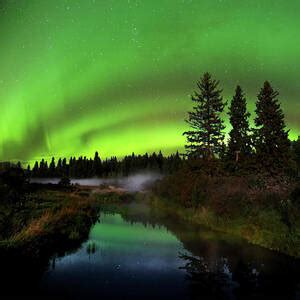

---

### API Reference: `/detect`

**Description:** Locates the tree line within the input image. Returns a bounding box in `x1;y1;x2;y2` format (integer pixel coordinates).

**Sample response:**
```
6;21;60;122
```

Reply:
18;72;300;178
27;151;183;178
184;72;299;174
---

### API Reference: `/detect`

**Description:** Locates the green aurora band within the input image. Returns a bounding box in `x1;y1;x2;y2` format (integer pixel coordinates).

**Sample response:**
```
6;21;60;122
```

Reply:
0;0;299;163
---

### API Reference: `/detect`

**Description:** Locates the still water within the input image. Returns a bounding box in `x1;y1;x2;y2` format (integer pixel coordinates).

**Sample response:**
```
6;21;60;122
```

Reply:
41;213;189;299
1;203;299;299
36;204;300;300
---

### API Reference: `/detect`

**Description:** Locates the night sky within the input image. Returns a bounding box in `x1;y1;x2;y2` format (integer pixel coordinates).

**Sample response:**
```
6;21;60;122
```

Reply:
0;0;299;163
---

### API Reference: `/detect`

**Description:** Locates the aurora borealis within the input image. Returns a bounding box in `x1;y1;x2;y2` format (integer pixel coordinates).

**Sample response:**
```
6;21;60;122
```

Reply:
0;0;299;163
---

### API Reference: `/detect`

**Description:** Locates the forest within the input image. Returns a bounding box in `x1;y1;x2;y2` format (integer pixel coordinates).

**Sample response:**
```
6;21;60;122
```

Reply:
26;151;183;178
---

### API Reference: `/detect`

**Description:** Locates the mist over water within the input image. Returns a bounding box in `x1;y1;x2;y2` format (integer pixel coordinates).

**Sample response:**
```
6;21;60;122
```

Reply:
30;172;162;192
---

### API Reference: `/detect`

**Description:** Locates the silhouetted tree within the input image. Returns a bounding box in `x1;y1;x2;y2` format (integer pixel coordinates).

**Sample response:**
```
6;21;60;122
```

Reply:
62;158;67;176
57;158;62;177
183;73;225;159
32;161;39;177
255;81;290;170
291;136;300;176
39;159;48;177
93;151;102;176
157;151;164;172
227;86;252;162
28;151;182;178
49;157;56;176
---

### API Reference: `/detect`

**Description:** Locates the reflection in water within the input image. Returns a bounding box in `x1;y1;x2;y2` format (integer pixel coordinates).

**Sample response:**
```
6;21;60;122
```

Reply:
0;204;299;299
179;254;236;299
86;242;96;256
40;213;189;299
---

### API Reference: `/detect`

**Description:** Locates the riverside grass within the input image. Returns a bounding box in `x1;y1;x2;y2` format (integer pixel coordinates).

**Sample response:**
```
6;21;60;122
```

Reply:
149;194;300;258
0;184;298;258
0;188;100;251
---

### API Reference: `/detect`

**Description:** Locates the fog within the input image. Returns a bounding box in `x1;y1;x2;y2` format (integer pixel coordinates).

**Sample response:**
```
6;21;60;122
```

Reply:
30;172;162;192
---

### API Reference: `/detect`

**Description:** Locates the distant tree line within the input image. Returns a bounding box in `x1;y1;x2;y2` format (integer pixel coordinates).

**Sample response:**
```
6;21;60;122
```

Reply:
184;72;299;175
27;151;183;178
8;72;300;178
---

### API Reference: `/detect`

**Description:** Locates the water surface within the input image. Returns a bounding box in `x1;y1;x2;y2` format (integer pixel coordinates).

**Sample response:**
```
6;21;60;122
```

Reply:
36;204;300;300
41;213;189;299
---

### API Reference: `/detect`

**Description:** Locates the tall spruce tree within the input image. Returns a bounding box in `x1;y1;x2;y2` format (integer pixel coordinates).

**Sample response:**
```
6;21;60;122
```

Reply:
227;85;252;162
32;161;39;176
183;73;225;159
49;157;56;176
93;151;102;176
255;81;290;170
292;137;300;168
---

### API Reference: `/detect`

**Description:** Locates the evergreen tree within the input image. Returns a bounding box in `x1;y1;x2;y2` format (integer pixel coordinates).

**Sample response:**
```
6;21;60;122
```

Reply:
49;157;56;176
255;81;290;170
62;158;67;176
93;151;102;176
69;157;74;177
290;137;300;177
292;137;300;166
227;85;252;162
32;161;39;176
44;161;48;176
291;137;300;176
39;159;46;177
57;158;62;176
157;151;164;172
183;73;225;159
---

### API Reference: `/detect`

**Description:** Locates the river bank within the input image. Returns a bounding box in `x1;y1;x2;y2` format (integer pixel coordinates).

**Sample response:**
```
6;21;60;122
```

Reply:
149;195;299;258
0;185;100;254
151;169;300;258
1;180;299;259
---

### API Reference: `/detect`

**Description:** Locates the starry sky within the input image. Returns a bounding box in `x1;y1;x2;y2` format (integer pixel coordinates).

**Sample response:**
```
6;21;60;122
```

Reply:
0;0;299;163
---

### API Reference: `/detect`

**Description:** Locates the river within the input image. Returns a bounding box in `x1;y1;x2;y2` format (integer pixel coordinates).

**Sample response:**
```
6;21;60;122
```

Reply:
33;202;300;299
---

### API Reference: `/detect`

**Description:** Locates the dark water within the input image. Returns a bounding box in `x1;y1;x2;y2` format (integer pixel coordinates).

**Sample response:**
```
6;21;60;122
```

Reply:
2;203;300;299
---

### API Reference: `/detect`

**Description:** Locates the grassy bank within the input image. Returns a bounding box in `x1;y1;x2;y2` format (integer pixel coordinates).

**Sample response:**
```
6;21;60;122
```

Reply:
0;185;100;255
0;184;103;297
152;168;300;258
150;195;299;257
